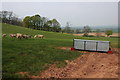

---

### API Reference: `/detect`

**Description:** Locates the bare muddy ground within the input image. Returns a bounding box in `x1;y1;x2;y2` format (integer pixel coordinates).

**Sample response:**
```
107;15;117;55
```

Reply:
31;47;119;78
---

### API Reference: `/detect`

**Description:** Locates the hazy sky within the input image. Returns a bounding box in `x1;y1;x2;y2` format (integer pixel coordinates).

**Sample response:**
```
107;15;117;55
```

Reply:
2;2;118;27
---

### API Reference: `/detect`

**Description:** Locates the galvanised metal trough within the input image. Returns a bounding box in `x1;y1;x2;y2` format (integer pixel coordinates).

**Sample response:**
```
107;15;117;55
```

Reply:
73;39;110;52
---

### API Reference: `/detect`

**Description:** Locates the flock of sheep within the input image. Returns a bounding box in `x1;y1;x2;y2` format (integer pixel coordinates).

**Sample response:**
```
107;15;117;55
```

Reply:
2;33;44;39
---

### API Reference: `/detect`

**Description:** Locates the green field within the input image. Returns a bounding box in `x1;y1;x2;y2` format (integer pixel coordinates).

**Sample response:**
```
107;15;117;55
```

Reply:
2;23;119;78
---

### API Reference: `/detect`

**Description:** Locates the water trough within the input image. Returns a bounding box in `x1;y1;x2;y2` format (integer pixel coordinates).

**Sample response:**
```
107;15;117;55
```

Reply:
73;39;110;52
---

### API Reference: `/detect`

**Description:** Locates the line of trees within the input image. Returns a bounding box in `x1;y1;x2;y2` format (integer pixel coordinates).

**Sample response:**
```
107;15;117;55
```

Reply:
0;11;22;26
1;11;113;37
0;11;61;32
0;11;92;34
23;14;61;32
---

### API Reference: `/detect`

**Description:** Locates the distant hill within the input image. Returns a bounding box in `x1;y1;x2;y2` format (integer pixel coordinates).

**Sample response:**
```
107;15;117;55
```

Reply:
61;26;118;33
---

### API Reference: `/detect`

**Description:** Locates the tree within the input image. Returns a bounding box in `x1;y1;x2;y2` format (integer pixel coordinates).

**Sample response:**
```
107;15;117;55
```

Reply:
23;16;31;28
105;30;113;37
22;14;61;32
51;19;61;32
34;14;41;30
41;17;49;30
1;11;22;26
43;20;55;31
1;11;8;19
30;16;36;29
83;25;91;36
8;11;13;24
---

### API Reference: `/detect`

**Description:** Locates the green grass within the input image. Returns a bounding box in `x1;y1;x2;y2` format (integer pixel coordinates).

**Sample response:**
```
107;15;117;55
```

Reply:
3;37;82;78
2;23;119;78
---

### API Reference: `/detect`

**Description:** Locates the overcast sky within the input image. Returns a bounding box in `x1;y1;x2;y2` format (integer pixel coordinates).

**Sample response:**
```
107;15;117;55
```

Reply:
2;2;118;27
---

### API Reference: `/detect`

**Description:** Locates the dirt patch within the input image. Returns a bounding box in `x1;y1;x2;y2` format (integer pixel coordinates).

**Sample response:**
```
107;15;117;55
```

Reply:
17;72;29;77
56;46;71;51
31;47;119;78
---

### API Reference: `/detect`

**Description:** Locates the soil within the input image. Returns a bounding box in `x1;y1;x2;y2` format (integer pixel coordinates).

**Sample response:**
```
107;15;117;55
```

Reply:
30;47;119;78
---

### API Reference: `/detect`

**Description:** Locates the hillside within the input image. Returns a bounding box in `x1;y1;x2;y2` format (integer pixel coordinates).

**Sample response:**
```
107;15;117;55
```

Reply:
62;26;119;33
2;23;119;48
2;23;79;40
2;23;119;78
2;23;83;78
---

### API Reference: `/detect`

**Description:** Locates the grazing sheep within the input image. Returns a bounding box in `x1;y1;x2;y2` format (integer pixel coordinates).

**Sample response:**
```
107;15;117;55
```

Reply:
16;33;23;39
34;35;37;38
23;34;32;39
10;34;16;38
27;35;32;38
2;34;7;37
22;34;28;39
34;35;44;38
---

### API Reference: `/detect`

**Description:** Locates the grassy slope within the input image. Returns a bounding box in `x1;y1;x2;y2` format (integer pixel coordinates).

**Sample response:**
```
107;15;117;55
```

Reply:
2;24;118;47
2;23;119;78
2;24;83;78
